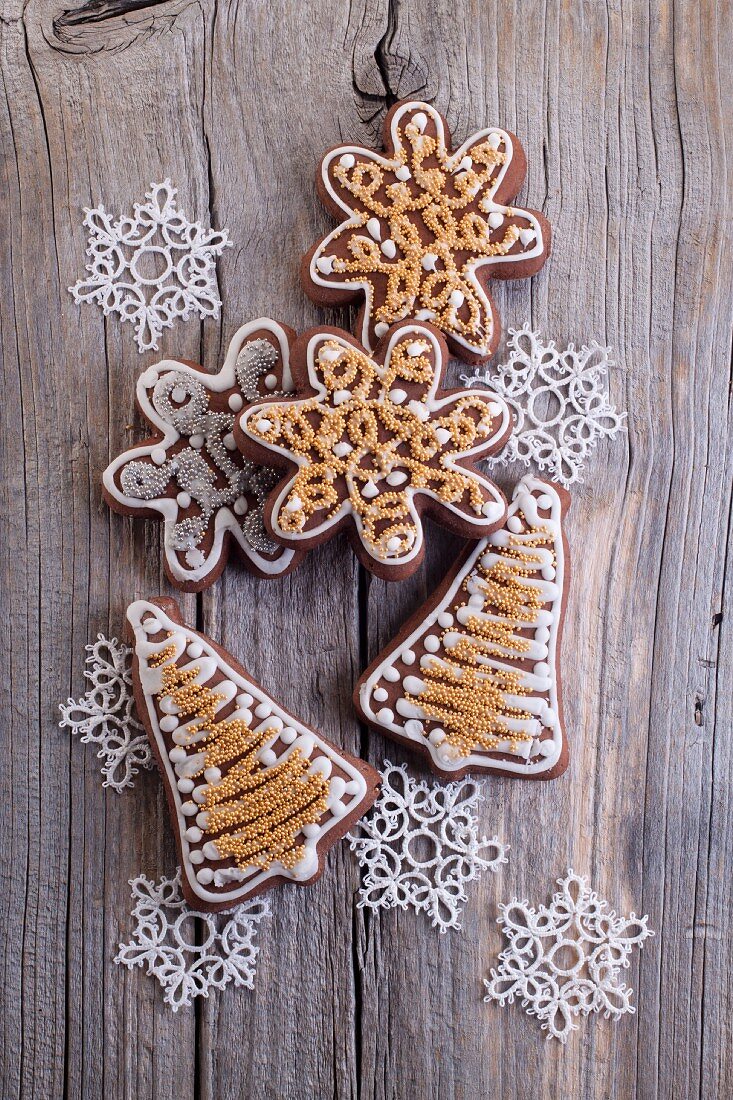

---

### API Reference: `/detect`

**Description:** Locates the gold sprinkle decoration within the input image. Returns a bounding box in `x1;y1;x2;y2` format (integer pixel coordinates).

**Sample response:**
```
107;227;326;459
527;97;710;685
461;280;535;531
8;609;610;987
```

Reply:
151;646;330;873
244;334;503;562
310;104;545;355
406;520;555;757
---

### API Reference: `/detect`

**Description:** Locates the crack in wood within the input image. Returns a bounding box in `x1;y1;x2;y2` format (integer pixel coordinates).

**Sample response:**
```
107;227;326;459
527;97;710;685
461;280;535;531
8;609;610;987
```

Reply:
54;0;170;32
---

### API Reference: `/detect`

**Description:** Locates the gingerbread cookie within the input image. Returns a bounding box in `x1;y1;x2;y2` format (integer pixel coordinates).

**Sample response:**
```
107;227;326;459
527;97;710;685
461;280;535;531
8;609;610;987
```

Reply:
103;319;301;591
235;320;512;580
303;99;550;364
354;476;569;778
128;597;380;912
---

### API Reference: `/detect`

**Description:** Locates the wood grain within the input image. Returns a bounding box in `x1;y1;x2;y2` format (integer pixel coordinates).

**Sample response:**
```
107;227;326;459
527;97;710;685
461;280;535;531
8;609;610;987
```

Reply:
1;0;731;1097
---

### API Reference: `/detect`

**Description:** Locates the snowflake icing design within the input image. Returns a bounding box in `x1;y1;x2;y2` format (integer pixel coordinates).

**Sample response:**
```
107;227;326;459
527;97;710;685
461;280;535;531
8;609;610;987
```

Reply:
483;869;654;1043
237;322;511;577
461;324;626;487
59;634;153;792
115;869;269;1012
306;100;549;361
348;761;508;932
69;180;231;353
103;320;297;589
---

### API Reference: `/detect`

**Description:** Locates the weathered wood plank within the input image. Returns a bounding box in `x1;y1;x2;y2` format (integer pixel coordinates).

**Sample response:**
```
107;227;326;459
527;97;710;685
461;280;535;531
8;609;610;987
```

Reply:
0;0;731;1097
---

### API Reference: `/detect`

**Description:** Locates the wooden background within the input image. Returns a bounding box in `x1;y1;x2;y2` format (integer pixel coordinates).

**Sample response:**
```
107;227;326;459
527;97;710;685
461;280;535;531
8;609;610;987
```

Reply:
2;0;731;1096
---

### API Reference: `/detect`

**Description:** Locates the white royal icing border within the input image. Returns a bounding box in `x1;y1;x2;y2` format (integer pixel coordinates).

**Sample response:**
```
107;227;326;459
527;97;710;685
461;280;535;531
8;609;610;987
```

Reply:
104;319;295;584
238;323;511;570
309;101;546;356
358;474;566;775
128;600;370;905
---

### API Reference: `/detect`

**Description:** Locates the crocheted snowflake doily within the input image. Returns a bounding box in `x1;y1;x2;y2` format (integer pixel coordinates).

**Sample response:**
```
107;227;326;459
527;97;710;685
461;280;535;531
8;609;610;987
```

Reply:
115;870;269;1012
69;180;231;353
460;324;625;487
59;634;153;792
348;761;508;932
483;869;654;1042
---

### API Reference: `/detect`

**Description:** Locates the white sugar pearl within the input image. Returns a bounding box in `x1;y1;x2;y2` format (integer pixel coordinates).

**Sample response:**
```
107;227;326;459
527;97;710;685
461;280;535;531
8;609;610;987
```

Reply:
190;434;205;449
228;393;243;412
176;491;191;509
264;374;278;390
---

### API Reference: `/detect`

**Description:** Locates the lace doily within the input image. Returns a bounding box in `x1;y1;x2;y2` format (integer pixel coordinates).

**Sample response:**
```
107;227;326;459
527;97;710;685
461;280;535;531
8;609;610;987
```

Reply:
59;634;153;792
115;870;269;1012
460;324;626;487
483;869;654;1042
348;761;508;932
69;180;231;353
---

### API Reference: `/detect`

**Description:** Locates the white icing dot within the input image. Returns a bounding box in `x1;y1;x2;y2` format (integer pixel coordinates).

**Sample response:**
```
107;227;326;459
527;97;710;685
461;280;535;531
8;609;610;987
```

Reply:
429;727;447;745
189;850;205;865
302;823;321;838
333;441;353;458
404;719;424;737
223;432;237;450
171;385;187;403
319;344;341;364
386;470;408;486
538;494;553;509
519;228;536;247
333;389;351;405
362;480;379;499
204;766;221;785
255;702;272;719
228;393;244;412
539;740;557;758
435;427;452;445
401;649;416;665
264;373;278;390
421;253;438;271
373;687;389;703
449;289;465;308
381;239;397;259
374;322;389;338
415;309;436;321
280;726;298;744
507;516;523;533
487;133;501;149
151;447;166;465
389;388;407;405
309;757;332;778
187;641;203;658
190;434;205;449
255;418;272;433
345;780;362;795
176;491;191;509
169;746;187;764
542;565;556;580
316;255;335;275
285;494;303;512
339;153;356;169
196;868;214;885
192;785;208;804
437;612;454;628
386;536;402;553
185;549;206;567
142;617;161;634
468;593;484;608
196;811;209;829
377;707;394;724
233;496;249;516
177;778;194;794
236;692;253;708
366;217;381;240
488;211;504;230
424;635;440;653
456;155;473;172
406;341;428;357
482;500;504;521
412;111;428;132
259;749;277;766
181;801;198;817
536;626;550;644
185;826;203;843
383;666;400;683
395;165;411;181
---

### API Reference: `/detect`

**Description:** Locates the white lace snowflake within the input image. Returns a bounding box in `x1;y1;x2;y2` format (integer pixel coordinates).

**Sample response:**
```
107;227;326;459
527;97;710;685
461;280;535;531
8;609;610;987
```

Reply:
460;324;626;487
483;869;654;1043
115;870;269;1012
348;761;508;933
69;180;231;352
59;634;153;792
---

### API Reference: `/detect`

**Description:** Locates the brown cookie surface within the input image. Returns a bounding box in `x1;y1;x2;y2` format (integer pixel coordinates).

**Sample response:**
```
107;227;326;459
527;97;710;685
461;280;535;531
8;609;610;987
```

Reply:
354;475;570;779
127;597;380;912
104;319;302;591
303;99;551;364
234;320;513;580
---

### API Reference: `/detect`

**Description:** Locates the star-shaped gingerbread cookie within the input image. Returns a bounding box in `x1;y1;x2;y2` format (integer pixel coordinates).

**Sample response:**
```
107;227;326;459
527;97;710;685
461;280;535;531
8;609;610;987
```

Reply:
235;321;512;580
103;318;302;590
303;100;550;364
